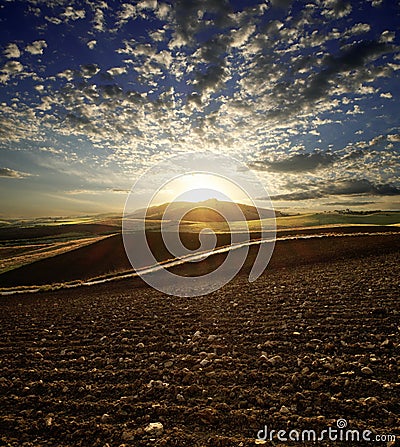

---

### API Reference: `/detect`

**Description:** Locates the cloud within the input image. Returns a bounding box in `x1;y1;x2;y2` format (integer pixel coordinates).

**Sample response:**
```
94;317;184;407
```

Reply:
304;40;392;102
107;66;127;77
100;84;123;98
343;23;371;38
149;29;166;42
368;0;383;6
387;134;400;142
155;2;171;19
112;188;130;193
1;60;23;74
37;96;53;111
137;0;157;10
4;43;21;58
65;189;103;195
0;0;398;215
270;190;322;201
322;0;352;18
80;64;100;78
0;168;31;179
87;40;97;50
93;7;105;31
167;0;233;49
193;64;230;100
117;3;137;27
230;24;256;48
0;60;24;83
324;201;376;206
61;6;86;21
250;152;336;173
45;16;62;25
25;40;47;55
379;30;395;43
328;179;400;196
270;179;400;201
58;69;77;81
270;0;293;8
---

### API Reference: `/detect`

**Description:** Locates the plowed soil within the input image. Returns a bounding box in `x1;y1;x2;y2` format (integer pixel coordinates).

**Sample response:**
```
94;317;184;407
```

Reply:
0;234;399;446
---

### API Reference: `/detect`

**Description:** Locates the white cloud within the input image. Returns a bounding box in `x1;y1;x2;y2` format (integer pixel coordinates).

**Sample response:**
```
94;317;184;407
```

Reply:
344;23;371;38
149;29;165;42
4;43;21;58
322;0;352;18
107;66;127;76
155;2;170;19
25;40;47;55
380;92;393;99
93;8;105;31
58;69;76;81
346;105;363;115
45;16;62;25
0;60;24;83
0;167;31;178
37;96;53;111
387;134;400;142
137;0;157;10
117;3;137;27
379;30;395;43
61;6;86;21
230;24;256;48
368;0;383;6
153;50;173;68
81;64;100;78
87;40;97;50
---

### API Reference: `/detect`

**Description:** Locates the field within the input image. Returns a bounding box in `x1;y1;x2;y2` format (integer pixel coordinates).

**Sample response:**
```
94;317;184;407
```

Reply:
0;235;399;446
0;211;399;446
157;211;400;234
1;211;400;289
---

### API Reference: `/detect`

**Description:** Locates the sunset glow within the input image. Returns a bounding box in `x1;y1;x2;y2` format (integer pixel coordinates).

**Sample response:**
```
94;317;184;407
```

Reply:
151;173;250;205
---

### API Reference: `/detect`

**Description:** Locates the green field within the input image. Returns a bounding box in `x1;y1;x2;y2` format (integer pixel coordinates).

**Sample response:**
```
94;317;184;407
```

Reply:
275;211;400;229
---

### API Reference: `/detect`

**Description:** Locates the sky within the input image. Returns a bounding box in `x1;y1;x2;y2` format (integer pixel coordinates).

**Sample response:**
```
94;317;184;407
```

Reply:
0;0;399;217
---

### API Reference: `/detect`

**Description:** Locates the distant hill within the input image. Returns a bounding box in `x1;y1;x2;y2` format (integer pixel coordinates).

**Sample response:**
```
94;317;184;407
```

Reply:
130;199;281;222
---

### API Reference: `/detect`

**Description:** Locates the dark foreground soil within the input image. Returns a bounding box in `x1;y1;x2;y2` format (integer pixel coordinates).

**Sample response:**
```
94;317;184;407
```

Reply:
0;235;399;446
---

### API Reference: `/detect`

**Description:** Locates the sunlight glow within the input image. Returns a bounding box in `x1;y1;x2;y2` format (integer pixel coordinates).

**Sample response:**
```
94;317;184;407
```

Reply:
151;173;250;205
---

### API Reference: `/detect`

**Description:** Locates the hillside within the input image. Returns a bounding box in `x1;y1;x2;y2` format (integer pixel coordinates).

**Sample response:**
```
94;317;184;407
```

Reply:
130;199;281;222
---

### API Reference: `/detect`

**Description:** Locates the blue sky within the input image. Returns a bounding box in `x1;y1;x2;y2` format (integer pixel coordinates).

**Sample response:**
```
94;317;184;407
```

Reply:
0;0;399;216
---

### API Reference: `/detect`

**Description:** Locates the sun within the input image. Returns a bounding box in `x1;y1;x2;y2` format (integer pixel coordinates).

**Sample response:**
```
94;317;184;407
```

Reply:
151;172;249;204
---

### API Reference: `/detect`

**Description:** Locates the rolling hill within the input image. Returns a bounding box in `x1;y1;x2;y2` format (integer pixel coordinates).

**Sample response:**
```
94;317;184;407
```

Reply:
130;199;281;222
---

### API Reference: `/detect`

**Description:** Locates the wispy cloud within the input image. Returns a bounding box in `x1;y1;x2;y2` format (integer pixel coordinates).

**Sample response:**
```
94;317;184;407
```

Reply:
0;167;31;179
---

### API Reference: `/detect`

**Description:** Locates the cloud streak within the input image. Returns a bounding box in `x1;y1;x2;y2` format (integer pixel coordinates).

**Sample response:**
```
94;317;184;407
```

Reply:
270;179;400;201
0;168;31;179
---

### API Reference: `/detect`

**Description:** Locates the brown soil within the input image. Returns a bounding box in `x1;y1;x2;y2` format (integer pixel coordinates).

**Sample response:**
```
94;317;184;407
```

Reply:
0;224;118;242
0;235;399;446
0;227;399;288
